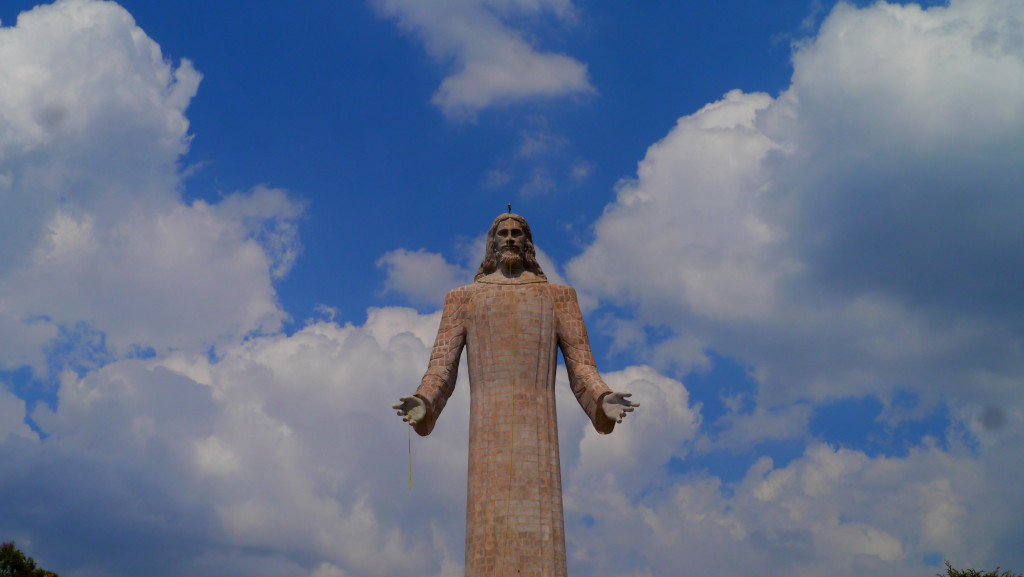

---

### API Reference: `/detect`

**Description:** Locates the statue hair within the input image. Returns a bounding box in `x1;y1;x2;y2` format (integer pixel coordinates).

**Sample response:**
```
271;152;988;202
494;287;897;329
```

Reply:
474;213;547;280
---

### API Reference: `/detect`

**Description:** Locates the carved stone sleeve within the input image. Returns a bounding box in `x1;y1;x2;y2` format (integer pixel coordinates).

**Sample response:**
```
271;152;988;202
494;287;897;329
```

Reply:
554;285;616;434
413;288;467;436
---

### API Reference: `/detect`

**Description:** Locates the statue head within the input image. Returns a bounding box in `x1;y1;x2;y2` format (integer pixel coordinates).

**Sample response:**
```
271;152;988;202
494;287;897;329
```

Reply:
475;213;547;280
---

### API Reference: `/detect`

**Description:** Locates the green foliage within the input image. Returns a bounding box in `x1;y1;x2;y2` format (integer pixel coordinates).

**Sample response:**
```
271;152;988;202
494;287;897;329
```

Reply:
0;542;61;577
939;560;1023;577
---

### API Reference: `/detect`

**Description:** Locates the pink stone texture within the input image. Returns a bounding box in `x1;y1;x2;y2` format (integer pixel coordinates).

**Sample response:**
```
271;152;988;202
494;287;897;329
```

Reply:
414;273;616;577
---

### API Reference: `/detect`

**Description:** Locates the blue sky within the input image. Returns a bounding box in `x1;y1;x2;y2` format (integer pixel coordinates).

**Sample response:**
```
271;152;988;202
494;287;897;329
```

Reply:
1;0;1023;576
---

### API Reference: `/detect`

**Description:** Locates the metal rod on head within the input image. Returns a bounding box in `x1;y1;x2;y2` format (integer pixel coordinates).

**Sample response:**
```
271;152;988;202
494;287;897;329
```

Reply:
508;202;511;214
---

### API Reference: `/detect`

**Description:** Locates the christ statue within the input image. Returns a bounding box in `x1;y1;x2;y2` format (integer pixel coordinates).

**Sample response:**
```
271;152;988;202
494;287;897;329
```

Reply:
393;212;638;577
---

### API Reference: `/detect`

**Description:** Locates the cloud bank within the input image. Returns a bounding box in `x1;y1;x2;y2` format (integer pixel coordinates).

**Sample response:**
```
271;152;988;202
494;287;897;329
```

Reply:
571;0;1024;409
0;0;303;358
567;0;1024;572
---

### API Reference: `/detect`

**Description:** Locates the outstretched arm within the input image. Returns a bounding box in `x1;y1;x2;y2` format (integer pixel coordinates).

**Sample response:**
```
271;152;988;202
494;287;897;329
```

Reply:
394;289;466;436
555;286;636;434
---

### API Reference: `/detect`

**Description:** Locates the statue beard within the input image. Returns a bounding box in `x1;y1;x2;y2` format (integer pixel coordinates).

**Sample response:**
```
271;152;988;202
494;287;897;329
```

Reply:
497;247;524;270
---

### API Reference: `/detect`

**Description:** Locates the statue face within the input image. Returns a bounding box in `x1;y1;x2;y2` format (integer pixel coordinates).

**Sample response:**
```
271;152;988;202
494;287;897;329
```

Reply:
493;217;526;270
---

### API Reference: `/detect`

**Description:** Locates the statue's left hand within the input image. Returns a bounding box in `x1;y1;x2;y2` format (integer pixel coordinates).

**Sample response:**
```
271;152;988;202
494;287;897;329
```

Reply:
393;395;427;427
600;392;638;423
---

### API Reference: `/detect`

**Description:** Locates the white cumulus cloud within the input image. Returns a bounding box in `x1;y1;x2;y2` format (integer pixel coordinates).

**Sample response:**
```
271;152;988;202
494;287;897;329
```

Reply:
565;0;1024;572
0;0;304;357
377;248;474;307
369;0;594;119
569;0;1024;410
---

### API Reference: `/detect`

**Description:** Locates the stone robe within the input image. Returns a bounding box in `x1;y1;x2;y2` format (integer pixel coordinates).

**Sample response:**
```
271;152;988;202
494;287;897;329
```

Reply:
413;271;616;577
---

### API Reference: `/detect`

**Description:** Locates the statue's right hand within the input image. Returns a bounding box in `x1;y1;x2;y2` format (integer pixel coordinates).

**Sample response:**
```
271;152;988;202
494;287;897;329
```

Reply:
393;395;427;427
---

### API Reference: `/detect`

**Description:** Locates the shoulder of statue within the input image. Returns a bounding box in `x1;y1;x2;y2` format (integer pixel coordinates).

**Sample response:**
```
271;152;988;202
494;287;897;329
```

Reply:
444;284;477;304
547;283;578;302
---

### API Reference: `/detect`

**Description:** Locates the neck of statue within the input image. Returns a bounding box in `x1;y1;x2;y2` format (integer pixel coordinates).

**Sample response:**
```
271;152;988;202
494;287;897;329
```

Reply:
477;266;542;285
500;262;524;278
